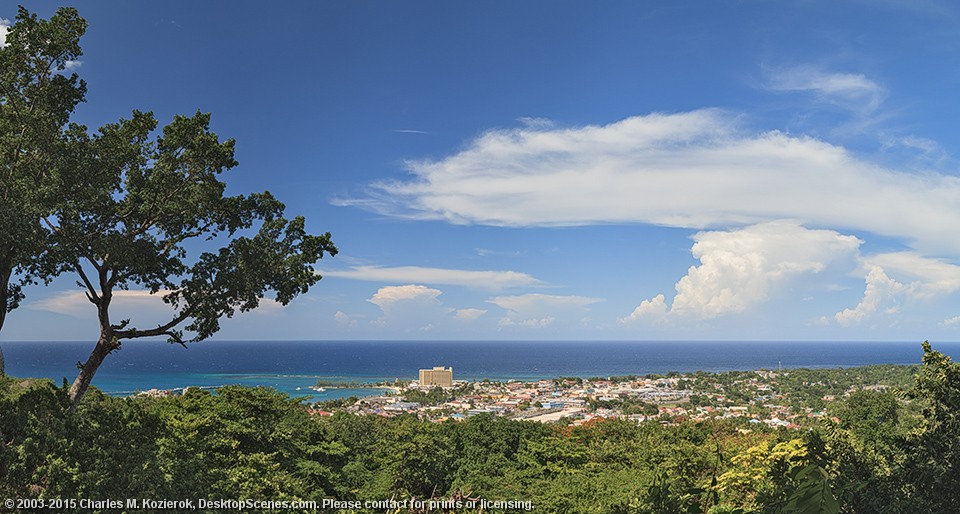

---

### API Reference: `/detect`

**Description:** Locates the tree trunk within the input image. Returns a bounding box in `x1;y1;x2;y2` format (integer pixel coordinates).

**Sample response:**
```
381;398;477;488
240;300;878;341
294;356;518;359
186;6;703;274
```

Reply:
68;334;118;408
0;257;12;376
0;255;12;334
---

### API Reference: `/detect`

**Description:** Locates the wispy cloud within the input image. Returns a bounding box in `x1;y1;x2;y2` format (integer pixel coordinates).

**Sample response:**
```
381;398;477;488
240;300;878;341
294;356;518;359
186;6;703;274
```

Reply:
30;288;285;320
30;290;173;318
454;308;487;321
392;129;430;135
475;248;526;257
155;19;184;29
337;110;960;256
764;65;886;113
323;265;543;290
517;117;555;129
488;293;604;329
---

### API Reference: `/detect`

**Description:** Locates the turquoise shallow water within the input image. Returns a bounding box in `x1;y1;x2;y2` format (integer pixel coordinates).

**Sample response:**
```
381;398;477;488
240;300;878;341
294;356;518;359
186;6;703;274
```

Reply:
96;372;393;402
3;340;956;399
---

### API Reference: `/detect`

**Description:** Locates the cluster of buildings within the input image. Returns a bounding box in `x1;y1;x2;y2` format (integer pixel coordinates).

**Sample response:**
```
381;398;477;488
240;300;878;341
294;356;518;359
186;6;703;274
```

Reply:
314;366;842;430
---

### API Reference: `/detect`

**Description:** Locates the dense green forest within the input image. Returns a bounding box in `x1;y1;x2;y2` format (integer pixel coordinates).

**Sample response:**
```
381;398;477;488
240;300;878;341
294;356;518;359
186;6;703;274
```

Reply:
2;342;959;513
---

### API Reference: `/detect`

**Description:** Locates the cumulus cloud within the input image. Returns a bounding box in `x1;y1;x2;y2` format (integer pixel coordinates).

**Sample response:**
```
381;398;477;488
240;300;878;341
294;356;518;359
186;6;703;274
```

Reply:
618;294;667;324
864;252;960;299
488;293;604;329
623;222;861;321
940;315;960;328
671;222;861;318
833;266;905;326
337;110;960;256
334;311;358;327
368;284;443;311
366;284;450;332
825;252;960;326
764;65;886;112
323;265;542;290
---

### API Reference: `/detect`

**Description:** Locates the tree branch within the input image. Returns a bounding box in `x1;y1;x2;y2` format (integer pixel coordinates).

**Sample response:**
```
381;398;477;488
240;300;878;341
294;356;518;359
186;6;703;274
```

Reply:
74;262;100;304
114;308;192;340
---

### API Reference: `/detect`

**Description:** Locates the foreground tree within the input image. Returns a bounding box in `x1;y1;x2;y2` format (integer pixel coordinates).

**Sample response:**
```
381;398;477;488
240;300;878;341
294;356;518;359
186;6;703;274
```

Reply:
0;7;86;358
891;341;960;512
38;110;336;407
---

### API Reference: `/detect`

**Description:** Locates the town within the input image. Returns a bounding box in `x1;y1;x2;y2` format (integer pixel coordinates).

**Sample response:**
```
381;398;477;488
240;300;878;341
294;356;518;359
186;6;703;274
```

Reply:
308;364;917;429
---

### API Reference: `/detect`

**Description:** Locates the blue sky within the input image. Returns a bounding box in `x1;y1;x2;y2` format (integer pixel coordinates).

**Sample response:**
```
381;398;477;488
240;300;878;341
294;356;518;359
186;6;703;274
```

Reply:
4;1;960;342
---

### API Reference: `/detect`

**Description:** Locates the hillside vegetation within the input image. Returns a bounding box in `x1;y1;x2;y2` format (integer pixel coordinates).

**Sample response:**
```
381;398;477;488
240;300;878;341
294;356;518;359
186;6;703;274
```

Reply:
1;342;958;513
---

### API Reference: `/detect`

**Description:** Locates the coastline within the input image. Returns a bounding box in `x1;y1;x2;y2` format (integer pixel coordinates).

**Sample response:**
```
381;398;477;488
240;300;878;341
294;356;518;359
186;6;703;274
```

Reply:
3;340;955;399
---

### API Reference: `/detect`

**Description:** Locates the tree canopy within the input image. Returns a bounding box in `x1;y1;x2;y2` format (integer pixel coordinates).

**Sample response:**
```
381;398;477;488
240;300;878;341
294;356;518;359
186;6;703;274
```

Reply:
47;109;337;407
0;6;86;332
0;7;336;407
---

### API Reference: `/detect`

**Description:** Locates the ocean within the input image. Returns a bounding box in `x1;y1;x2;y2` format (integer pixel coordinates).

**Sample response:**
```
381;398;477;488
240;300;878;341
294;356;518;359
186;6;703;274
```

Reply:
2;340;956;401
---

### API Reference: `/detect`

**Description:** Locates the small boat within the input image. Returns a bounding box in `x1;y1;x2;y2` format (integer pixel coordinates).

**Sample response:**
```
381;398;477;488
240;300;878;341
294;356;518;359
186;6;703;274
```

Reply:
311;386;326;393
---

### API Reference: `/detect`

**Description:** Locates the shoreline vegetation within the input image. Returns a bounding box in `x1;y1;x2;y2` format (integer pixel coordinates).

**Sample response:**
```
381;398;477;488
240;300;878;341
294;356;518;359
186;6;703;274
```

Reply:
2;342;959;512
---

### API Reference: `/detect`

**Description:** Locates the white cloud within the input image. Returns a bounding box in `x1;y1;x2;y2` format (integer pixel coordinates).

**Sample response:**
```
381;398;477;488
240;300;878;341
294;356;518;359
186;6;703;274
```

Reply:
498;316;556;328
487;293;604;312
864;252;960;299
825;252;960;326
368;284;443;310
765;65;886;112
454;308;487;321
940;315;960;328
334;311;357;327
323;265;542;290
833;266;905;326
366;284;452;332
361;285;501;331
0;19;9;48
517;116;555;129
618;294;667;324
337;110;960;256
629;222;861;321
30;289;174;319
0;20;79;69
488;293;604;329
882;135;947;163
30;288;287;321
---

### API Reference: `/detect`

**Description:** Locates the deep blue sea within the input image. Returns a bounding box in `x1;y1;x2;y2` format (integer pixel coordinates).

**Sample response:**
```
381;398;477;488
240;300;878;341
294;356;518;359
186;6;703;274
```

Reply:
3;340;956;401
